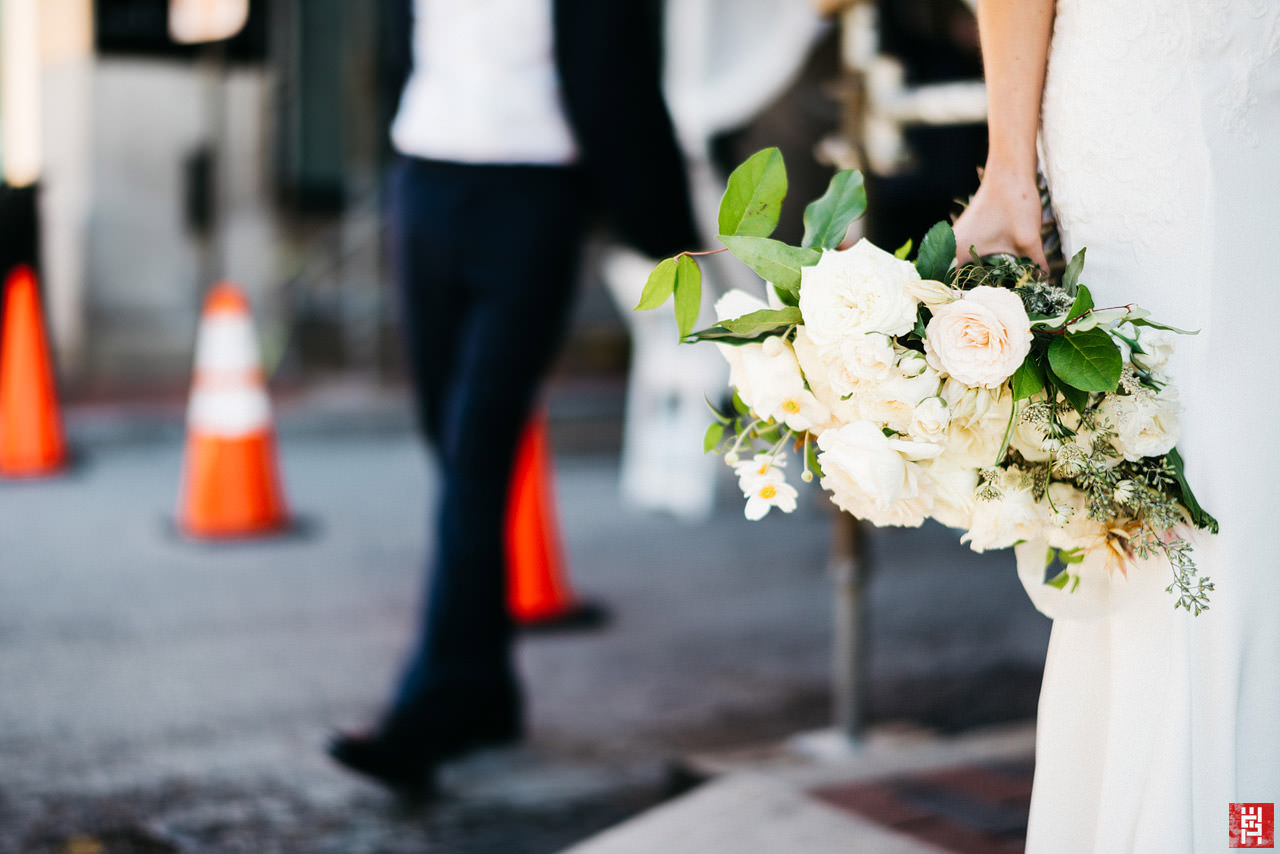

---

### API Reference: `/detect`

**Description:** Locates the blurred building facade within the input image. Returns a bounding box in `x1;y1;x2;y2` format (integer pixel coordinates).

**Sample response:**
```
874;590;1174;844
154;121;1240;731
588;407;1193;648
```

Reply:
10;0;392;393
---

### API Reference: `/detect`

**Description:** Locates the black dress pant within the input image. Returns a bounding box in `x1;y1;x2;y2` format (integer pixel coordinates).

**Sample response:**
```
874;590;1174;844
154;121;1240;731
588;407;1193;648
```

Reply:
387;156;584;729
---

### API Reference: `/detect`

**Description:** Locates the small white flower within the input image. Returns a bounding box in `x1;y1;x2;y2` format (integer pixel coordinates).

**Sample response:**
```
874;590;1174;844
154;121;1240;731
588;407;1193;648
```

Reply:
744;478;799;520
799;240;921;348
734;452;787;493
924;286;1033;388
734;455;797;520
1113;480;1137;505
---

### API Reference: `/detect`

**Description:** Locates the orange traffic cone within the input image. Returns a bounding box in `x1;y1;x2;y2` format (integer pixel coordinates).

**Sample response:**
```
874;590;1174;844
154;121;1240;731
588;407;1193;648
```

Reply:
504;412;605;629
176;282;290;539
0;265;68;478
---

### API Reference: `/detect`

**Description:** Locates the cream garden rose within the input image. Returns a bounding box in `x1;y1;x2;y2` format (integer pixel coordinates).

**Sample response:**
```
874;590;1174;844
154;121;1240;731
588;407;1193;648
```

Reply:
799;240;921;348
924;286;1033;388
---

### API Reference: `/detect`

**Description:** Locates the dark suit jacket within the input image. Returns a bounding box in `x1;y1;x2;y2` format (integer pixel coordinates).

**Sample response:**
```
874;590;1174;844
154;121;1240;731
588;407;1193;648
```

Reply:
381;0;698;259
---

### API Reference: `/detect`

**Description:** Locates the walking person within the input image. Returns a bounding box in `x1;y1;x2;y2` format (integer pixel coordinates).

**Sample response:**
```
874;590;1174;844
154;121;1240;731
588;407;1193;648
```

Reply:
328;0;697;795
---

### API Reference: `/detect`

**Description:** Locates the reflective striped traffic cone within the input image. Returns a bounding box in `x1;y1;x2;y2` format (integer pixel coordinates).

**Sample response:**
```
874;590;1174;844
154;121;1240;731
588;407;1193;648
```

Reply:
505;412;606;630
0;265;68;478
176;282;289;539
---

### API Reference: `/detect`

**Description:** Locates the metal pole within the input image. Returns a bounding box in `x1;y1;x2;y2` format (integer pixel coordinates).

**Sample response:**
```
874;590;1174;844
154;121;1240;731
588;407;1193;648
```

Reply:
831;513;870;744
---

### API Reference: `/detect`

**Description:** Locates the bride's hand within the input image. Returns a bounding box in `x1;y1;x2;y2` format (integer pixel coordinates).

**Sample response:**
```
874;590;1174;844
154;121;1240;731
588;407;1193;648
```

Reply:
952;169;1048;272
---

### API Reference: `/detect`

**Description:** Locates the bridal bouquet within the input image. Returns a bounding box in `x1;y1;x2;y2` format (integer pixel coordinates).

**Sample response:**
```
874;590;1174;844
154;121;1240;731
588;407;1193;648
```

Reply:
637;148;1217;613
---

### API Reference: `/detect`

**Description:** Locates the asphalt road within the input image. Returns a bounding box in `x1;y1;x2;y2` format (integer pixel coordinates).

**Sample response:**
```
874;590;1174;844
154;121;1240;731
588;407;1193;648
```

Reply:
0;425;1049;853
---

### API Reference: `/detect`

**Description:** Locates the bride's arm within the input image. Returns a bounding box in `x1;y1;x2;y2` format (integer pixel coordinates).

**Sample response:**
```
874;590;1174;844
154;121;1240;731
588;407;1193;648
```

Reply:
953;0;1055;270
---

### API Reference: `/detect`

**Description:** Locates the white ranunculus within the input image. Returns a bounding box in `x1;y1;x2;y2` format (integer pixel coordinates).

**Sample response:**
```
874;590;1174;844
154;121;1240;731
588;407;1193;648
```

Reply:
799;240;921;347
920;458;979;531
1131;327;1178;377
817;421;942;526
924;286;1033;387
1042;482;1109;552
1096;387;1180;462
962;467;1043;552
909;396;950;443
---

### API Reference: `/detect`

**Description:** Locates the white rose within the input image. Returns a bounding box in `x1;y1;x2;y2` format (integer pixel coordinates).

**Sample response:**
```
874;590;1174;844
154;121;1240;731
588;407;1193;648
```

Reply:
1096;387;1180;462
799;240;921;348
924;286;1033;387
816;421;942;526
963;467;1042;552
920;458;978;531
1042;482;1108;552
1131;327;1177;377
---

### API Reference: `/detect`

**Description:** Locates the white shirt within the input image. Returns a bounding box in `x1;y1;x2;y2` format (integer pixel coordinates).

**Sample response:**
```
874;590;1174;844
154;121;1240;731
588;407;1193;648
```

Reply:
391;0;580;165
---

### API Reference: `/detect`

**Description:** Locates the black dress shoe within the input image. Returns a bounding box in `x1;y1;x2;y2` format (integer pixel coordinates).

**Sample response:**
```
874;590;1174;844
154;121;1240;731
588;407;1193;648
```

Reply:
328;702;522;794
327;731;437;800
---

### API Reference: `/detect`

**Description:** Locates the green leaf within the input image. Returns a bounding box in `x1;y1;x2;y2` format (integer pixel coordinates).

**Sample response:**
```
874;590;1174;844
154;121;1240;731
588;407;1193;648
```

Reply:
805;436;825;479
1046;365;1090;413
1047;328;1123;393
915;221;957;283
801;169;866;249
1065;283;1094;325
672;255;702;339
1062;248;1086;295
704;422;726;453
1129;317;1199;335
1045;569;1072;590
894;238;913;260
1166;447;1220;534
773;283;800;307
1011;358;1047;401
719;307;802;335
635;257;677;310
718;147;787;238
732;388;750;416
718;235;821;295
705;396;732;425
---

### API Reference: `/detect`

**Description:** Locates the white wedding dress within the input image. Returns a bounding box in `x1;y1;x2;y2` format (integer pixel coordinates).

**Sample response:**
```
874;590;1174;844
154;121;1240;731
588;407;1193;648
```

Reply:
1025;0;1280;851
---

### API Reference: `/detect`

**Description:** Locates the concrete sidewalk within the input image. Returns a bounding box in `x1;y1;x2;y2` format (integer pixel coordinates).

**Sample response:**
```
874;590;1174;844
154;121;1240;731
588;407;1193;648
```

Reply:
567;723;1036;854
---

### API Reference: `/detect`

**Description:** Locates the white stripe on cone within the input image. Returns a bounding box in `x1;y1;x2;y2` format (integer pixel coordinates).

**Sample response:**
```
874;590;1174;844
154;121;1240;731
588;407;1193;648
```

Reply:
187;311;272;436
